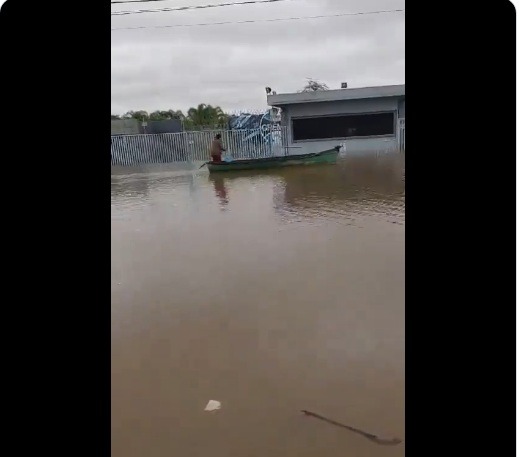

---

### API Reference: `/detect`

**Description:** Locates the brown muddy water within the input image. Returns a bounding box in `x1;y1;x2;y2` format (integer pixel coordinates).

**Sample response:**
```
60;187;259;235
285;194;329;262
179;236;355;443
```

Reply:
111;153;405;457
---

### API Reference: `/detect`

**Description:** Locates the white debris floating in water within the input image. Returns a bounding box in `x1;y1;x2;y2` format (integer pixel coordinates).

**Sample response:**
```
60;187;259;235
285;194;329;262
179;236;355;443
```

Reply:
204;400;221;412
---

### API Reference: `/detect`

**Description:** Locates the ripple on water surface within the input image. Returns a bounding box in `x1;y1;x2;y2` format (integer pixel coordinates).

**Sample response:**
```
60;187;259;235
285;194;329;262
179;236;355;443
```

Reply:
111;153;405;457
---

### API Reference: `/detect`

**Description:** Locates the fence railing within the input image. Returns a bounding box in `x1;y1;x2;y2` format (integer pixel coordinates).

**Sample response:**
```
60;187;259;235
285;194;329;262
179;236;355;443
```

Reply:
398;118;405;152
111;126;287;166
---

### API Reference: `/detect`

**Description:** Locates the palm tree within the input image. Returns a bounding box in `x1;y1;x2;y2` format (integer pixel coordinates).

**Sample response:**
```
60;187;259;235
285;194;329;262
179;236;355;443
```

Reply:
186;104;210;126
186;104;228;129
213;106;229;126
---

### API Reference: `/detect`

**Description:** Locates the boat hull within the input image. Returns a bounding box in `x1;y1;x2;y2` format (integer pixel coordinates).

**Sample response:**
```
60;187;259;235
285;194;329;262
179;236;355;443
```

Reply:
207;146;340;173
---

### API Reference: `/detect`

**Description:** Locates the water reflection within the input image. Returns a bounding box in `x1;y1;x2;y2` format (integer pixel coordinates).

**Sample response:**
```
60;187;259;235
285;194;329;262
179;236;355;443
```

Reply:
278;155;405;225
209;175;229;209
202;154;405;225
111;153;405;457
111;174;150;200
111;168;197;199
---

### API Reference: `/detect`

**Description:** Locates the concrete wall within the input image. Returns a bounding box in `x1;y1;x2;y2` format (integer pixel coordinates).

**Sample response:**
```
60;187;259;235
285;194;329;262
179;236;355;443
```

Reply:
280;96;401;155
398;98;405;118
111;119;183;135
111;119;143;135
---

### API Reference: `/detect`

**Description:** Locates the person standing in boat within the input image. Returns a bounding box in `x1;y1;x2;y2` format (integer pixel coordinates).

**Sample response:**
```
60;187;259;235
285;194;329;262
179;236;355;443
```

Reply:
210;134;226;163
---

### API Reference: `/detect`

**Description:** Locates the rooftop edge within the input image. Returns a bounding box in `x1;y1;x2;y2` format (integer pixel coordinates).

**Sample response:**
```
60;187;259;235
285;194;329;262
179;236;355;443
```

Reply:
267;84;405;106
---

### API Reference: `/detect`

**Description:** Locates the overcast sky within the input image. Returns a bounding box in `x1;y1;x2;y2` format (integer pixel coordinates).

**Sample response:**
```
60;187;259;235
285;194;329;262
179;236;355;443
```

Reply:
111;0;405;114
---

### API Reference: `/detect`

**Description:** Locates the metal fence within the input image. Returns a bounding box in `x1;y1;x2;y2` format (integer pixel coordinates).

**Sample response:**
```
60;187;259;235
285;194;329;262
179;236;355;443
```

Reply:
111;126;287;166
398;118;405;151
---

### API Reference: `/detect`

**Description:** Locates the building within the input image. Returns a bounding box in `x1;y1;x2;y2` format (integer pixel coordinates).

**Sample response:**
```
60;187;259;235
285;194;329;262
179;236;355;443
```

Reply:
266;84;405;154
145;119;183;134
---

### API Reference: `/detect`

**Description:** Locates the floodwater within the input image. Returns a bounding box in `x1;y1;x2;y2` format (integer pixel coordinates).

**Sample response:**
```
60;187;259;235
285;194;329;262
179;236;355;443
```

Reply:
111;153;405;457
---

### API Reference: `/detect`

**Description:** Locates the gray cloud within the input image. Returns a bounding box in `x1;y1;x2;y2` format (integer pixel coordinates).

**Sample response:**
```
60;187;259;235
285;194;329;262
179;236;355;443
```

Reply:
111;0;405;114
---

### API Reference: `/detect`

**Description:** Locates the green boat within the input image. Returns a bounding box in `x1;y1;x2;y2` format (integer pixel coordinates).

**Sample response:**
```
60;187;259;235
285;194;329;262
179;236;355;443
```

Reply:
205;146;341;173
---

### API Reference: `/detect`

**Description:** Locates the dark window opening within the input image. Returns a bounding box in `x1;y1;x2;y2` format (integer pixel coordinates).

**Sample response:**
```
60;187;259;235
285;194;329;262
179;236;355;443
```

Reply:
292;112;395;141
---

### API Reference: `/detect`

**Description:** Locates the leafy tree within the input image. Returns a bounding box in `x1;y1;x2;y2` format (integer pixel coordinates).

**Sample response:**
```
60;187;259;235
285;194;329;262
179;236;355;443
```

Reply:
168;110;186;121
112;104;229;129
122;110;149;122
185;104;229;130
300;78;329;92
149;110;186;121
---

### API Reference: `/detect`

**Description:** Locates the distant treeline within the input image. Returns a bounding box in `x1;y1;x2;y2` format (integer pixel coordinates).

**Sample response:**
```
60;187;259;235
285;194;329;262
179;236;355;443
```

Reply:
111;104;229;130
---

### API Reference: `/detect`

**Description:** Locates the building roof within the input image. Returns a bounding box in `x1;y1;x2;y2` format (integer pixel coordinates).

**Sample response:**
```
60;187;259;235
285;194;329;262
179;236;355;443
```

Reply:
267;84;405;106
